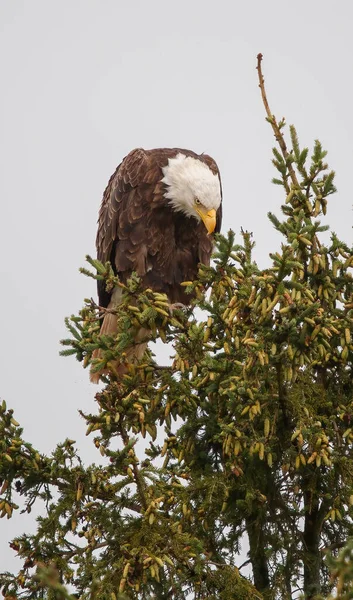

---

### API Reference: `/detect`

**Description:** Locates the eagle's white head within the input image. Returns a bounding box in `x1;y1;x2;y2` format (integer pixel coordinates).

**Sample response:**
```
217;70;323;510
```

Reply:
161;153;221;234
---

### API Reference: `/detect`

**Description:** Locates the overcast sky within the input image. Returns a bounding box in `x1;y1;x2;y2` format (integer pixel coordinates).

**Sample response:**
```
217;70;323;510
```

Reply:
1;0;353;577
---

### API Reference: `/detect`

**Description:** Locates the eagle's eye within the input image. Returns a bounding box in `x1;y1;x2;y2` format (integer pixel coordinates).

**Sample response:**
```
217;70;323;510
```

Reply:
195;198;201;205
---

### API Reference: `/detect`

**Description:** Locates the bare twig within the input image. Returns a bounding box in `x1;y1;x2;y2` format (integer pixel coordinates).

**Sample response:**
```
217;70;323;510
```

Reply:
62;540;109;559
238;558;251;571
320;541;347;553
256;53;300;191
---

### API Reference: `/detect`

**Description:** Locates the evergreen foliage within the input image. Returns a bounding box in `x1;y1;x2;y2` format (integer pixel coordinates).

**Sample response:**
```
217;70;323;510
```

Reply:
1;55;353;599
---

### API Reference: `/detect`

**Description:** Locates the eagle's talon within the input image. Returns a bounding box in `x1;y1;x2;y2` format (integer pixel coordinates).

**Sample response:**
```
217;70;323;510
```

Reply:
169;302;186;315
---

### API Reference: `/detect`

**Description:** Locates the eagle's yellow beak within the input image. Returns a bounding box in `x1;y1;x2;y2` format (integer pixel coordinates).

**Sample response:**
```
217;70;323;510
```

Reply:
196;207;217;235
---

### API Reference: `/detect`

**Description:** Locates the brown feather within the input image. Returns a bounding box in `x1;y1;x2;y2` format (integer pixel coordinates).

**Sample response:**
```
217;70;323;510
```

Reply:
91;147;222;382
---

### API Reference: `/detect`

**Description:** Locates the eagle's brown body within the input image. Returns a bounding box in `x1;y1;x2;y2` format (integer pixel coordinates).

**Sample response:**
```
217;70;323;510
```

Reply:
91;147;222;383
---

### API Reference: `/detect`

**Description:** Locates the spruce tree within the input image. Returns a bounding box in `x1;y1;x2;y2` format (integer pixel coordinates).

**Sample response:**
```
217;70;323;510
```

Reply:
1;54;353;599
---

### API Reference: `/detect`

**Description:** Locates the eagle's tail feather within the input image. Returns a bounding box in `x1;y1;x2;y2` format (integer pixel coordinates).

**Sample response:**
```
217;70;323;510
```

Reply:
89;287;149;384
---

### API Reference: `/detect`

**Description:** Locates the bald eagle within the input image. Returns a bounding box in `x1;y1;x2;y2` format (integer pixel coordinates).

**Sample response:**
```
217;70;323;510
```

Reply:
90;147;222;383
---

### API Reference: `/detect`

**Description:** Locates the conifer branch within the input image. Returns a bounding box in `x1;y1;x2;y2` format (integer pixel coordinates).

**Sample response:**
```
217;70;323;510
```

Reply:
119;426;148;511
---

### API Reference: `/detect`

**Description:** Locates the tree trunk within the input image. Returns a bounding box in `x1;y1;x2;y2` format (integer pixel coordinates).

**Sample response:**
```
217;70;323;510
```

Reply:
303;495;321;599
246;514;270;594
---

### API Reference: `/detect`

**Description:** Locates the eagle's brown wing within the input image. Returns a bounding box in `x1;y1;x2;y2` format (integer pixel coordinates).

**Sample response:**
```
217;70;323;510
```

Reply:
91;148;158;383
96;148;162;307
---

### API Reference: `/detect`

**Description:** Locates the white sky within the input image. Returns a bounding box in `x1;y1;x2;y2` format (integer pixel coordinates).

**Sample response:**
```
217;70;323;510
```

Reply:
1;0;353;578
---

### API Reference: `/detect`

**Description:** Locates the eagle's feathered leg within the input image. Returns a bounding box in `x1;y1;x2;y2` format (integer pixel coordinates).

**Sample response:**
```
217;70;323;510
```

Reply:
90;287;149;384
